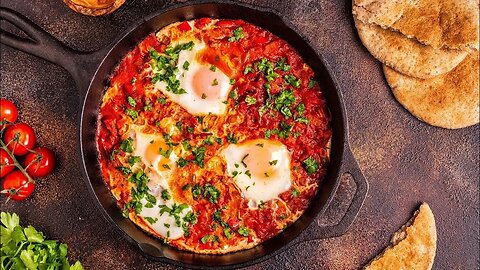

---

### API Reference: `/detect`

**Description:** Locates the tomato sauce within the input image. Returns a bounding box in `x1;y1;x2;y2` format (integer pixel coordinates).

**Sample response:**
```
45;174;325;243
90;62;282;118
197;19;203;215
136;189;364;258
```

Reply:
96;19;331;253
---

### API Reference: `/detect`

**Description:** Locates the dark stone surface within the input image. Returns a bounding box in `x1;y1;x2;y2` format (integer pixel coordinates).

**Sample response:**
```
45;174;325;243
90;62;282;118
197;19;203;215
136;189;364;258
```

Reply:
0;0;478;269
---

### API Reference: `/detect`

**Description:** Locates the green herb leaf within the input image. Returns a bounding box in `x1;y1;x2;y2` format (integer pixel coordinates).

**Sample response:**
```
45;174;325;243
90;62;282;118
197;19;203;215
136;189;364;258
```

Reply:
183;61;190;70
245;95;257;105
226;133;237;144
157;97;167;104
128;156;142;166
161;190;171;200
177;157;188;167
229;88;238;100
125;108;138;120
120;138;134;153
244;65;254;75
238;227;250;237
228;27;244;42
144;217;158;224
303;156;319;175
204;184;220;204
284;74;301;88
127;96;137;107
292;188;300;197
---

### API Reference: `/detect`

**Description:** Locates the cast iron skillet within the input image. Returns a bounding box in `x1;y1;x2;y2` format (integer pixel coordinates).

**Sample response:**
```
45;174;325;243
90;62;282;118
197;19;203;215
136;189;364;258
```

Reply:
0;1;368;268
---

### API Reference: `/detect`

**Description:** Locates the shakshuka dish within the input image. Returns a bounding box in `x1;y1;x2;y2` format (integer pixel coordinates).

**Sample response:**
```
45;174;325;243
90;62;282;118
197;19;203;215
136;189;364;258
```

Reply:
96;18;332;254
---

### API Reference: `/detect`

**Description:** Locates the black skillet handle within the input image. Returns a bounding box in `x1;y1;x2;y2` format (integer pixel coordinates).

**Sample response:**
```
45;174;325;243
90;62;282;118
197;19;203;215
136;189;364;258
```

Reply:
0;7;100;95
295;145;368;243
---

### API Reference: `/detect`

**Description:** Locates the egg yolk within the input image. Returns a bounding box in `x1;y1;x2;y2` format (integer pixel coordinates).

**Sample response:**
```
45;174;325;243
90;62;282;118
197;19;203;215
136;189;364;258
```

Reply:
243;145;278;180
192;66;222;100
145;139;171;172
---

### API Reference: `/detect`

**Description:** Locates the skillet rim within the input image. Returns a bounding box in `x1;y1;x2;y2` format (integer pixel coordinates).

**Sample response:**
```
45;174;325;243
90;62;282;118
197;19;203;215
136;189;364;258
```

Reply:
79;0;350;268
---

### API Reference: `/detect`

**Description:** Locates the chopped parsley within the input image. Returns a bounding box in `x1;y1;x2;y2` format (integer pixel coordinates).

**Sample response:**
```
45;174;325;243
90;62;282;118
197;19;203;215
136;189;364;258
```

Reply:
245;95;257;105
203;136;213;145
144;217;158;224
278;122;294;139
292;188;300;197
116;166;132;175
238;227;250;237
229;78;236;85
269;160;278;166
192;146;206;168
204;184;220;204
131;77;137;84
161;190;171;200
124;108;138;120
149;42;194;94
244;65;254;75
212;78;219;86
229;89;238;100
201;93;207;99
127;156;141;166
183;61;190;70
157;97;167;104
308;78;316;88
176;121;183;132
284;74;301;88
296;102;305;115
181;140;191;151
177;157;188;167
256;58;279;82
209;65;217;72
200;234;219;244
245;170;252;178
143;99;153;111
226;133;237;144
120;138;134;153
159;146;173;158
192;184;203;199
127;96;136;107
303;156;319;175
228;27;244;42
275;57;291;71
162;164;171;170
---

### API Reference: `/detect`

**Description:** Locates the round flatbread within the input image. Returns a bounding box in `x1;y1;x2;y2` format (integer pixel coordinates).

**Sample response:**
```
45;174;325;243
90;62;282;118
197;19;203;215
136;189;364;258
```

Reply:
354;18;469;79
353;0;479;50
384;52;479;129
364;203;437;270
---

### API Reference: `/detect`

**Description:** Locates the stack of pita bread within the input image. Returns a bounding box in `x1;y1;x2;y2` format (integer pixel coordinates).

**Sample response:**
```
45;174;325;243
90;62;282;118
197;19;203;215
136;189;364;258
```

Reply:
353;0;479;129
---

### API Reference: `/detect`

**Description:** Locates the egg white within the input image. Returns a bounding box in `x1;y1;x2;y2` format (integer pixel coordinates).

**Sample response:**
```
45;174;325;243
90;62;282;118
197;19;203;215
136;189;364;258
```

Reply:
129;126;192;239
221;139;293;208
154;39;231;115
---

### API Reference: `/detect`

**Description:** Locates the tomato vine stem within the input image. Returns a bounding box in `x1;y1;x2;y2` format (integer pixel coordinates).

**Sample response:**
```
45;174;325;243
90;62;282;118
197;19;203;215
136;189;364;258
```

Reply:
0;139;35;184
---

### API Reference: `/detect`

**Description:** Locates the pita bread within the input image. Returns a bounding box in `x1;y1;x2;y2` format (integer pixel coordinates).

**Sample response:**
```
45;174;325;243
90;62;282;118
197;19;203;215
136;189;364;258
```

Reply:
353;0;418;26
385;52;479;129
354;18;469;79
364;203;437;270
353;0;479;50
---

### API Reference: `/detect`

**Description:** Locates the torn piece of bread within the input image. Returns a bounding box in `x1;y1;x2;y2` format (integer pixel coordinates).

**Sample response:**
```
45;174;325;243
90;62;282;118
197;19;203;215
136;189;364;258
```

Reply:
384;52;479;129
364;203;437;270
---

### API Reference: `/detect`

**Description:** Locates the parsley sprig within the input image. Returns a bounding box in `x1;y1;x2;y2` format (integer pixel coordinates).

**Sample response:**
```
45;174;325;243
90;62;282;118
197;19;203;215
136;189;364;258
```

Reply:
0;212;83;270
150;41;195;94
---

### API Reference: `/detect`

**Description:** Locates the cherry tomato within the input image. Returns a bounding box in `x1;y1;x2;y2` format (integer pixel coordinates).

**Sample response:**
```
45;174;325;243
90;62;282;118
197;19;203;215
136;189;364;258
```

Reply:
0;149;15;178
2;170;35;201
0;99;18;124
3;123;36;156
24;147;56;178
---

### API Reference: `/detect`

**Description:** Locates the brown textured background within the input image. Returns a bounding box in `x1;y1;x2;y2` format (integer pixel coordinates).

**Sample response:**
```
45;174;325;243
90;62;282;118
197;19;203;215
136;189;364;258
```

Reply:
0;0;478;269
